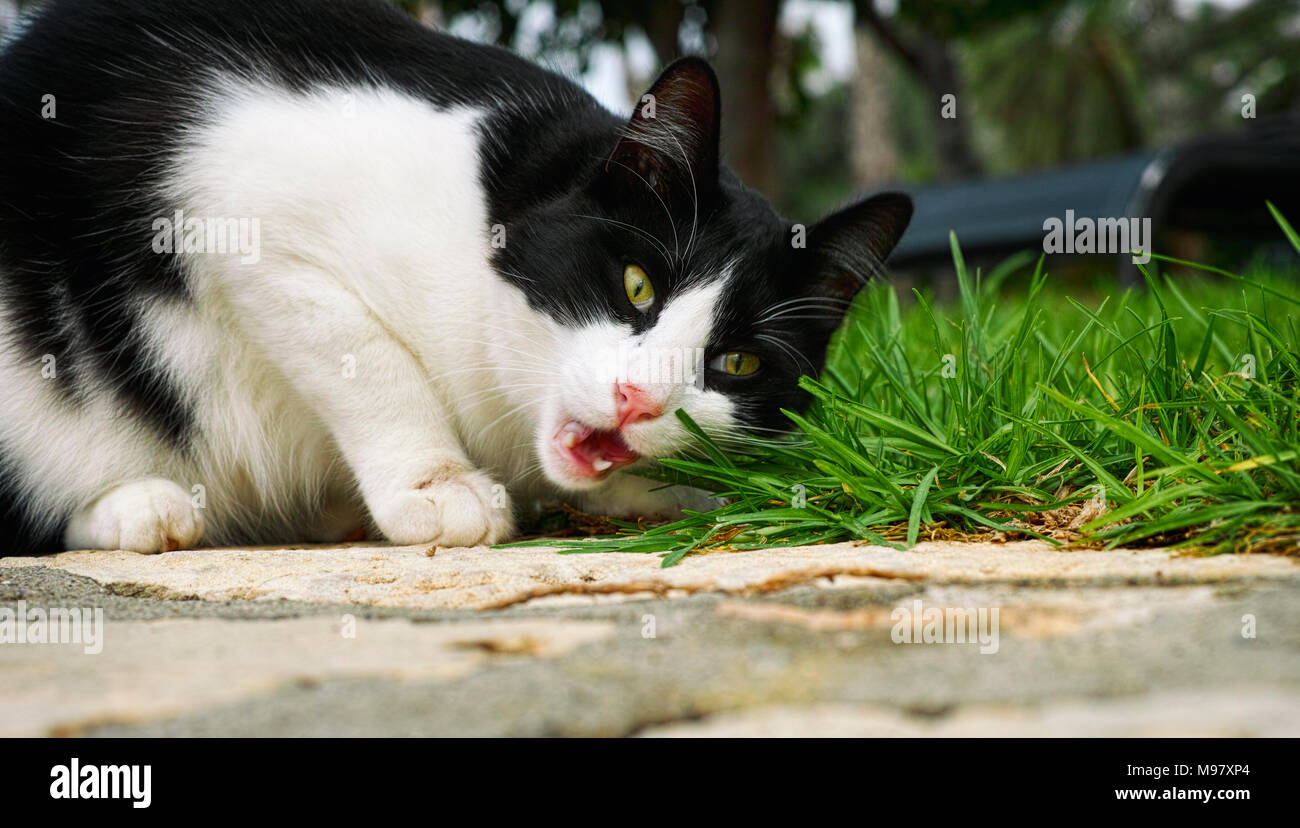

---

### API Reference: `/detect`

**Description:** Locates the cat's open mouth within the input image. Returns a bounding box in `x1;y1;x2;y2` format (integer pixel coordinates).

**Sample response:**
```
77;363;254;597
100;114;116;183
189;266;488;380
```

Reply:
553;420;639;478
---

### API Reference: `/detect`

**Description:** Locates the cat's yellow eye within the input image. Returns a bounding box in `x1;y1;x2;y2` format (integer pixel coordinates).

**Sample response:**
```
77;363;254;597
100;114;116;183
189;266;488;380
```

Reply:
711;351;761;376
623;264;655;311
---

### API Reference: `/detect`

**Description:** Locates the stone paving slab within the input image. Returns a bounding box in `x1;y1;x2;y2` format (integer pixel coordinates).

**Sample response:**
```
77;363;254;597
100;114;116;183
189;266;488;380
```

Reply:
3;539;1293;611
2;540;1296;736
635;688;1300;737
0;615;613;737
65;579;1299;737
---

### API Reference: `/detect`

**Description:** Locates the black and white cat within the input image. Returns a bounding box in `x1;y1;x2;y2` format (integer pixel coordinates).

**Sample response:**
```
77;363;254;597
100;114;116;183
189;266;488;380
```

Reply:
0;0;910;554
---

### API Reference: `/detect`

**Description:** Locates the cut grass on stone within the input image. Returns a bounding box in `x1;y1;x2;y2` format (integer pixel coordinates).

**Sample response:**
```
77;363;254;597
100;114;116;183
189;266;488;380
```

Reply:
505;204;1300;567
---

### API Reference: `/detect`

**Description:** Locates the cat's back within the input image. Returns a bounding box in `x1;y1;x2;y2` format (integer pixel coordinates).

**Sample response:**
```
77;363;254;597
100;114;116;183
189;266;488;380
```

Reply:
0;0;574;151
0;0;604;281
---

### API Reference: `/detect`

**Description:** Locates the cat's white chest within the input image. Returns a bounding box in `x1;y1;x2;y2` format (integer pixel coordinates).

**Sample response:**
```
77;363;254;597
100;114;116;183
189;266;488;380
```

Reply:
149;82;554;539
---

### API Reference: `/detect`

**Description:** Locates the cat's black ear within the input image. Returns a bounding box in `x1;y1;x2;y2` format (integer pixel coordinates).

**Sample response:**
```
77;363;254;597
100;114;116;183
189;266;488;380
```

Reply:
808;192;913;301
604;57;721;199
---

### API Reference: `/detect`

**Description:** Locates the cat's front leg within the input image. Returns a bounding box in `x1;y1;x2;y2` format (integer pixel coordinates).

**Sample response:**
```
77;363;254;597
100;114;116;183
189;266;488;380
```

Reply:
222;265;513;547
371;465;512;546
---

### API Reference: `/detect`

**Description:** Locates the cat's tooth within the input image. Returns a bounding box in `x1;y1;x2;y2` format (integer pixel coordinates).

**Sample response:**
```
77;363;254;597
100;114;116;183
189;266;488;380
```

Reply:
563;432;578;448
592;458;612;471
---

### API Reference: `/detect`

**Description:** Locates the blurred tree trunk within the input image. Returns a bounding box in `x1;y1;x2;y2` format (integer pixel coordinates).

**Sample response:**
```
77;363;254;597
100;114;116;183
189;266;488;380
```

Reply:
850;26;899;187
854;0;983;181
1086;30;1142;150
419;3;443;28
644;1;683;64
917;37;982;180
713;0;782;199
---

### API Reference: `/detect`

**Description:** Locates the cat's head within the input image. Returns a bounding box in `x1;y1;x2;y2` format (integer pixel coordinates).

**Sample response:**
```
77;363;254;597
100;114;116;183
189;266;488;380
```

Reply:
496;57;911;492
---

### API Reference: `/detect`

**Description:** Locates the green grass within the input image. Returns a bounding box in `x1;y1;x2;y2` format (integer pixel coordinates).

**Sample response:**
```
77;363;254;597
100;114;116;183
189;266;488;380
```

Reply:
505;205;1300;566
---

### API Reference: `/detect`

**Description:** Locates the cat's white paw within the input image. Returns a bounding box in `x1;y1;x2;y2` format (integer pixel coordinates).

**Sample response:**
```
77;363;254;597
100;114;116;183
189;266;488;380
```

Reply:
63;479;204;554
371;469;513;547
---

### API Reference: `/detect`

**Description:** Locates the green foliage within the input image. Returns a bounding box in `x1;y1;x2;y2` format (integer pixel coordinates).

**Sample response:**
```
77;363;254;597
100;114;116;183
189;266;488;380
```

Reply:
959;0;1300;174
504;205;1300;566
962;0;1147;169
894;0;1068;39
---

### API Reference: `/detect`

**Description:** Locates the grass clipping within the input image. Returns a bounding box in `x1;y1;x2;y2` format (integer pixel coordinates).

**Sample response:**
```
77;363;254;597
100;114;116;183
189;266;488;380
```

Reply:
504;203;1300;567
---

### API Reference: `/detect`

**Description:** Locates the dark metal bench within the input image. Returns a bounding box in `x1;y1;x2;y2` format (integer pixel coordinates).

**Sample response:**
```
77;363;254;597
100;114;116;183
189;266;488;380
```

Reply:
887;115;1300;281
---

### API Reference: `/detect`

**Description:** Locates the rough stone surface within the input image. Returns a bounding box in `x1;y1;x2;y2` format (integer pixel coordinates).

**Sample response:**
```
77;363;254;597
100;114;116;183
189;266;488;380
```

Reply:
3;539;1292;611
2;540;1296;737
635;688;1300;737
0;615;612;737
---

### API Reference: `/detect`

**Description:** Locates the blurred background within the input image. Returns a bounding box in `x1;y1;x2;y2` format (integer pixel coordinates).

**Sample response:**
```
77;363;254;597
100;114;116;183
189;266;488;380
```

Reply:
4;0;1300;281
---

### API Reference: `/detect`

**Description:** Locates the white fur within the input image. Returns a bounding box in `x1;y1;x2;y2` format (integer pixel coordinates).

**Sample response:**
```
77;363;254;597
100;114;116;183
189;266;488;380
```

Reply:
0;80;739;551
63;479;203;554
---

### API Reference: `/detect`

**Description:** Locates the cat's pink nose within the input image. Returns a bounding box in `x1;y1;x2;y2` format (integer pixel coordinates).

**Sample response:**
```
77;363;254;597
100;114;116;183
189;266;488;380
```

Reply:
615;382;662;428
